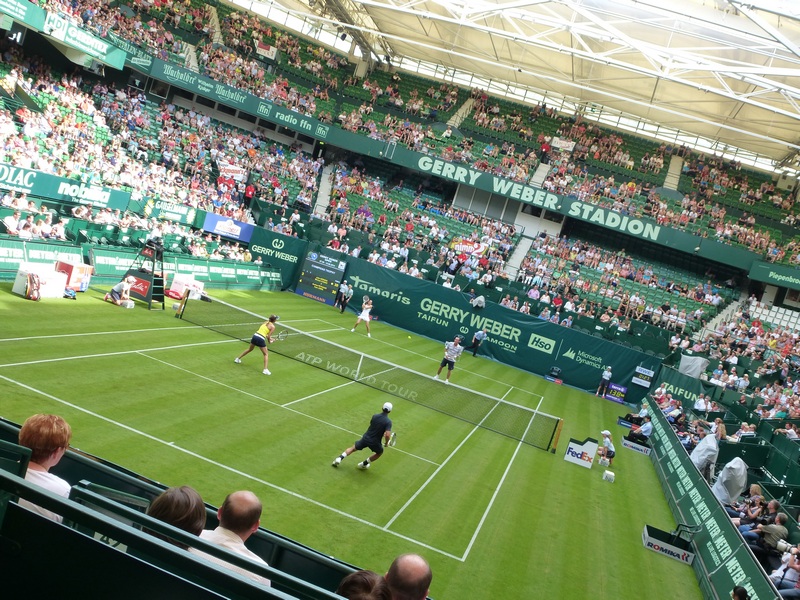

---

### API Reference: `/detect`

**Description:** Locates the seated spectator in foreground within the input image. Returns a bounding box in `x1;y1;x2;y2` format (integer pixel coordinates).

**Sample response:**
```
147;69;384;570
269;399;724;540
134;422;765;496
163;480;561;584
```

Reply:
775;423;800;440
18;414;72;522
748;512;789;569
146;485;207;549
625;415;652;445
199;491;271;587
385;553;433;600
337;570;391;600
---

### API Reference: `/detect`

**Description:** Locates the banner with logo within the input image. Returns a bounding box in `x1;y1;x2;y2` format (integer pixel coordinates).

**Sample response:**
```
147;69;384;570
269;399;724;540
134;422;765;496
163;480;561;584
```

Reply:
749;261;800;292
216;159;249;182
106;31;154;73
248;227;308;289
253;38;278;61
0;0;45;31
448;237;488;256
657;366;720;407
0;163;131;210
647;382;778;599
339;258;661;397
201;212;255;243
0;238;83;272
563;437;598;469
142;199;199;226
42;12;126;69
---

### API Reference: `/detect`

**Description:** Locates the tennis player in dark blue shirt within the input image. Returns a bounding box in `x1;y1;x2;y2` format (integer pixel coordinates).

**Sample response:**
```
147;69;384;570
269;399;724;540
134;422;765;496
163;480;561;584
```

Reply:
332;402;393;470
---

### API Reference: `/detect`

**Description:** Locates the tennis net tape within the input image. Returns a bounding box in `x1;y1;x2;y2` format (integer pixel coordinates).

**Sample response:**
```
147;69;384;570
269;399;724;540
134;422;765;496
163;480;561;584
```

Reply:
179;294;562;452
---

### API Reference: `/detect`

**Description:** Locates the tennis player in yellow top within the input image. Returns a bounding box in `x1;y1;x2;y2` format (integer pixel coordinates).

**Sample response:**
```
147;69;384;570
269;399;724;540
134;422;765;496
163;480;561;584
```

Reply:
235;315;278;375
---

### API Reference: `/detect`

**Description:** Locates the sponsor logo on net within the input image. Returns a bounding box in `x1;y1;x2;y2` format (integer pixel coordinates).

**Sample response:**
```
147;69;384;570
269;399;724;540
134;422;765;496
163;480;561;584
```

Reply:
562;347;603;368
645;541;691;564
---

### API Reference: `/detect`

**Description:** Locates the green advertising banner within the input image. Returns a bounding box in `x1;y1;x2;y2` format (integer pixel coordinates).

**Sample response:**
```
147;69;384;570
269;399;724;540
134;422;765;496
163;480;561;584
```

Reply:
248;228;308;289
0;163;131;210
648;381;778;600
0;238;83;271
0;0;45;30
749;260;800;292
42;12;126;69
145;59;376;150
142;199;200;226
654;366;720;407
106;31;154;72
340;258;660;397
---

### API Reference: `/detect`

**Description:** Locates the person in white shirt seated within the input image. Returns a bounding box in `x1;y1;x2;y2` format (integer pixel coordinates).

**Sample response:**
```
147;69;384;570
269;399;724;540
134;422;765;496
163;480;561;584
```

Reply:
18;414;73;523
199;491;272;587
775;423;800;440
693;395;711;413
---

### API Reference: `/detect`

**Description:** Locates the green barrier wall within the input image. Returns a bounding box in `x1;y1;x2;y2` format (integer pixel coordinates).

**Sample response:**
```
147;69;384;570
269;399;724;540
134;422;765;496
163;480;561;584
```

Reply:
0;238;82;271
248;228;308;290
647;383;779;600
0;163;131;210
88;246;279;289
341;257;660;398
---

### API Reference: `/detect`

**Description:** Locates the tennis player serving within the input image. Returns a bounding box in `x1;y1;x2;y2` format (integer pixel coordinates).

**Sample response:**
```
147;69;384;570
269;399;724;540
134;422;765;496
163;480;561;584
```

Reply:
350;295;373;338
433;335;464;384
234;314;278;375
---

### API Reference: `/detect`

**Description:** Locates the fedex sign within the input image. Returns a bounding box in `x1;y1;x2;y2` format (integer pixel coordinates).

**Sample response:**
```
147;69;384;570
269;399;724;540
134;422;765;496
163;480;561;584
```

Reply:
563;438;599;469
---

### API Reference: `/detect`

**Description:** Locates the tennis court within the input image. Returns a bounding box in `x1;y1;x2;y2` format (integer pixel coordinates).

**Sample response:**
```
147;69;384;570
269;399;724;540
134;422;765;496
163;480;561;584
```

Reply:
0;285;701;599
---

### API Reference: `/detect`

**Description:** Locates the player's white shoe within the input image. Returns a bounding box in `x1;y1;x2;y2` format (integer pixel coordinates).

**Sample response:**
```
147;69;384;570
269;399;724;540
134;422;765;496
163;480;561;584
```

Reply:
357;461;370;470
445;379;450;385
350;328;355;332
263;369;271;375
234;358;241;364
367;333;371;338
332;457;341;467
433;374;439;380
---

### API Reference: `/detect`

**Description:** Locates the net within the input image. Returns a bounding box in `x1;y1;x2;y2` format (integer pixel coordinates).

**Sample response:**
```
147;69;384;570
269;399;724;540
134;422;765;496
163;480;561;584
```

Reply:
179;294;563;452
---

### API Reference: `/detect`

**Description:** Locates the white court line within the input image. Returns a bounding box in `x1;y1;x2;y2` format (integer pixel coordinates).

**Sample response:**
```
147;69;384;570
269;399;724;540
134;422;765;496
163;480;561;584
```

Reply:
0;339;238;369
384;402;502;530
0;325;203;342
364;335;545;403
137;352;440;467
281;381;356;407
460;406;540;561
0;373;459;560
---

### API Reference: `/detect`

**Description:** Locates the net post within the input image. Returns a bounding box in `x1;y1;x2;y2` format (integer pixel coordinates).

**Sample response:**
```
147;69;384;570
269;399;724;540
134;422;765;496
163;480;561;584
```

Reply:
549;419;565;453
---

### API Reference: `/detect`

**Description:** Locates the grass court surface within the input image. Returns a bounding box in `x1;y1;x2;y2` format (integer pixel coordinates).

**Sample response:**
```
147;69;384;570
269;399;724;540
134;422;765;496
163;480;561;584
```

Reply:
0;284;701;599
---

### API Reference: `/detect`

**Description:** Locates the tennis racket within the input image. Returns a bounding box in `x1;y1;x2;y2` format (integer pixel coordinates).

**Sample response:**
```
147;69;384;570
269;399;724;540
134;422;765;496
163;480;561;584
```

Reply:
387;432;397;447
363;295;370;303
275;329;289;341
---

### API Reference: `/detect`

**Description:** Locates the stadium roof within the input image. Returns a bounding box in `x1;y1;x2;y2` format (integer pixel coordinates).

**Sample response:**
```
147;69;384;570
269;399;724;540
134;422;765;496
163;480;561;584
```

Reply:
249;0;800;170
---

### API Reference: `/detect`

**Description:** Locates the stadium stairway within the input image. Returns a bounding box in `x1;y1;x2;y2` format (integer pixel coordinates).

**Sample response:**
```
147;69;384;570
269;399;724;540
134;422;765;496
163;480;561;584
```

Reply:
208;6;223;46
314;165;335;216
505;235;534;280
529;162;551;188
447;97;474;128
663;155;684;190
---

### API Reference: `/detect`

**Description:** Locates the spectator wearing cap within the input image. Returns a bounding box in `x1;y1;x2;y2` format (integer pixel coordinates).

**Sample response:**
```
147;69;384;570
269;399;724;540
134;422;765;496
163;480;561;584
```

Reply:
332;402;393;470
105;275;136;305
599;430;615;465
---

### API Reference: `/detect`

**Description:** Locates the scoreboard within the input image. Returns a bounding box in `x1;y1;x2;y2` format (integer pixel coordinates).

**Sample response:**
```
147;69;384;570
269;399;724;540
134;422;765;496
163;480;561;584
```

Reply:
294;251;346;306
